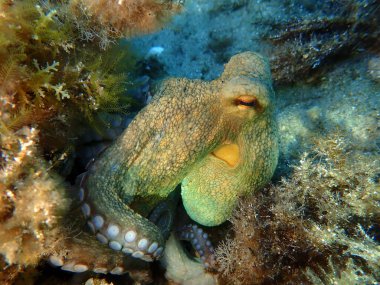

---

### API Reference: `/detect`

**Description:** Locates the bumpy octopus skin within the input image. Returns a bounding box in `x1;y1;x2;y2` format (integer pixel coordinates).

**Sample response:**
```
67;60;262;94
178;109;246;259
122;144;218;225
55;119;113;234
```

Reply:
49;52;279;275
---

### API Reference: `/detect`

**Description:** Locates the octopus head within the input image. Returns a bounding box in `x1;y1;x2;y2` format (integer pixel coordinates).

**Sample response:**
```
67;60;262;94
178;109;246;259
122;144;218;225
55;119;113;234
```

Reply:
181;52;278;227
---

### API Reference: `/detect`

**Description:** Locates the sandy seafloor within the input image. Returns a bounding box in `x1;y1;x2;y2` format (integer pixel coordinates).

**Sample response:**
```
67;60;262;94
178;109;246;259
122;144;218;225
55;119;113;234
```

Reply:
130;0;379;175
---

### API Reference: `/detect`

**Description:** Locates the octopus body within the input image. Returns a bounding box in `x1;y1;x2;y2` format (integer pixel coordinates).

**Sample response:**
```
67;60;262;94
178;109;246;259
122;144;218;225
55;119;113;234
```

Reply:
49;52;279;277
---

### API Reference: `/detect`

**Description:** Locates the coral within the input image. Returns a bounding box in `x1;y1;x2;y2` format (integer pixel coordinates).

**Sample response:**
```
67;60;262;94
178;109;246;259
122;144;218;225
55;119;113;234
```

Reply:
266;0;380;85
215;135;380;284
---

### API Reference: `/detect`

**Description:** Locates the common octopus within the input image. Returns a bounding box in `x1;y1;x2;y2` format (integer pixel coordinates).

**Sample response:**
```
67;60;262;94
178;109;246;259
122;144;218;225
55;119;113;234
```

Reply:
48;52;279;279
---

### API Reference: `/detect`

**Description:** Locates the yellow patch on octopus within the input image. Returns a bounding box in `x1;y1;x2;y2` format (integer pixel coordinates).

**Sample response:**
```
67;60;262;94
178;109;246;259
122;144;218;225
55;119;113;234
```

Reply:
211;143;240;167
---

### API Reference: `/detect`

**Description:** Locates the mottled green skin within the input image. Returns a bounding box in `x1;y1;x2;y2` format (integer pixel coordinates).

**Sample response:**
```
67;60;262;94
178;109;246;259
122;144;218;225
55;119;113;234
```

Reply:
85;52;278;249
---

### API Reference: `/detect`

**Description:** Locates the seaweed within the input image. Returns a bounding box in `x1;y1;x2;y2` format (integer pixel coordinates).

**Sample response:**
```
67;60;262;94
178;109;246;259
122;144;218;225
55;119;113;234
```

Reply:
266;0;380;85
70;0;182;47
0;0;182;282
0;0;182;166
0;1;129;156
0;125;69;284
215;135;380;284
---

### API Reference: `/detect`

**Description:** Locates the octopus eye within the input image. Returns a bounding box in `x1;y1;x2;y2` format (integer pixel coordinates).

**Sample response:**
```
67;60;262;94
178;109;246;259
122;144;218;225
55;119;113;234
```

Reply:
235;95;259;110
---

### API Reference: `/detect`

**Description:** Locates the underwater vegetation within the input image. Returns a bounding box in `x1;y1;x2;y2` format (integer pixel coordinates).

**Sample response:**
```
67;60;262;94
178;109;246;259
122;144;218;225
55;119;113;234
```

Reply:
0;0;180;283
70;0;182;42
1;0;379;284
0;126;69;284
0;0;180;160
0;0;133;161
215;135;380;284
267;0;380;85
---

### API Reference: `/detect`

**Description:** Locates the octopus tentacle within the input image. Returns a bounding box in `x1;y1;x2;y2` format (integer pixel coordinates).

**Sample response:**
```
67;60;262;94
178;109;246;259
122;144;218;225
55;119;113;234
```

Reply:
161;233;217;284
48;228;151;281
177;224;216;268
79;171;165;262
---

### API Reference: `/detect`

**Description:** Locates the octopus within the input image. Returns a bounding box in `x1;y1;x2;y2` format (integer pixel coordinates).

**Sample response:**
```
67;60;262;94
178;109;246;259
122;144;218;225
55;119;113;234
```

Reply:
48;51;279;282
